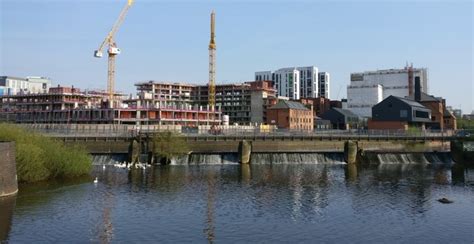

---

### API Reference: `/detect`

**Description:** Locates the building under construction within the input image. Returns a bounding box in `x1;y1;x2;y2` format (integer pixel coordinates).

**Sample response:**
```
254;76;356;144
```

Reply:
0;85;221;125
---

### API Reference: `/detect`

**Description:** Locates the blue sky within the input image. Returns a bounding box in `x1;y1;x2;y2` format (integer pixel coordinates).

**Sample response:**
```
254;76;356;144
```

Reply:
1;0;473;113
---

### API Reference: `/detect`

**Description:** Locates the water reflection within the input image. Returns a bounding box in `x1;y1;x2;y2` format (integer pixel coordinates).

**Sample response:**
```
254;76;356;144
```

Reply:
6;163;474;243
0;195;16;242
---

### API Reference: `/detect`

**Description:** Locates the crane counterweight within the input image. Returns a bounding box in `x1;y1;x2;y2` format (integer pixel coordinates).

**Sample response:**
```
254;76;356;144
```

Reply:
94;50;103;58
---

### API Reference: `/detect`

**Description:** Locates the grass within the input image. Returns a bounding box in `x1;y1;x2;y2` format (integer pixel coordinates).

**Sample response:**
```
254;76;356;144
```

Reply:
0;124;92;183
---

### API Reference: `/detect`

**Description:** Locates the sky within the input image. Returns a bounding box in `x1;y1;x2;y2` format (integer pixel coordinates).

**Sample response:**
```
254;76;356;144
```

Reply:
1;0;473;113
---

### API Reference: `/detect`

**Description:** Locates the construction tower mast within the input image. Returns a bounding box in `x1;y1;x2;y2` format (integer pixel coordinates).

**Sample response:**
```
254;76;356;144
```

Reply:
94;0;134;105
208;11;216;110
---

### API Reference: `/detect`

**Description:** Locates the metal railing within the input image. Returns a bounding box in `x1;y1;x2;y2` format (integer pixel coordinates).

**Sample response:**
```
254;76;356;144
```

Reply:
15;123;462;141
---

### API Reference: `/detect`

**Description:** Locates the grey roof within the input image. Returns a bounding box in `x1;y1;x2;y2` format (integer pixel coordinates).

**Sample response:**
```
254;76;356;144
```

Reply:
269;100;309;110
443;109;454;117
331;107;358;118
407;92;442;102
392;96;427;108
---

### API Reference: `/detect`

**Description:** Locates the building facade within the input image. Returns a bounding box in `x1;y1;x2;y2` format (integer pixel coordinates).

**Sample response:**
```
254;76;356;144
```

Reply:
134;81;195;108
368;96;432;130
192;80;276;125
320;108;359;130
0;76;52;96
318;72;330;98
0;85;221;125
266;100;313;131
347;65;428;118
255;66;326;100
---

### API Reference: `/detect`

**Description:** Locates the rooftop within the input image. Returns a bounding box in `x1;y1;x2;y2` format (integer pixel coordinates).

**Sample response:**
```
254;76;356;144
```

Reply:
331;107;358;118
269;100;309;110
406;92;442;102
391;96;427;108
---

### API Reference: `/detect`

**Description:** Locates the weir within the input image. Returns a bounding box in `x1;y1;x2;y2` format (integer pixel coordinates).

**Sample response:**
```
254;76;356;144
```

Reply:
55;133;472;166
92;151;454;166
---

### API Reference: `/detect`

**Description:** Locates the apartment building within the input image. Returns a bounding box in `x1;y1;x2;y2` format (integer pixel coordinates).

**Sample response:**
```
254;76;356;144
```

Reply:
255;66;329;100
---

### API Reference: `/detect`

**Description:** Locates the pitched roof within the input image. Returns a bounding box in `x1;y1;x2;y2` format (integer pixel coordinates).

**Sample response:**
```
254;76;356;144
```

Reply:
407;92;442;102
392;96;427;108
443;109;455;118
331;107;358;118
269;100;309;110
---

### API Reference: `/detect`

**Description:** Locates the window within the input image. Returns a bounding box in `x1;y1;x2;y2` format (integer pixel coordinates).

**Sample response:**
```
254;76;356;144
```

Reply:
415;110;429;119
400;110;407;118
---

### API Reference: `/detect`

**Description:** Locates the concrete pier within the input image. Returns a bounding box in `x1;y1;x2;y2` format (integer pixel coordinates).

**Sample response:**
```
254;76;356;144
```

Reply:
238;140;252;164
0;195;16;241
128;139;140;164
344;140;358;164
0;142;18;197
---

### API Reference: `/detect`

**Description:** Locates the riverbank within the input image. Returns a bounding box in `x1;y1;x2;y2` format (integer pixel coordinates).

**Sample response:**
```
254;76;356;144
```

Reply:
0;124;92;183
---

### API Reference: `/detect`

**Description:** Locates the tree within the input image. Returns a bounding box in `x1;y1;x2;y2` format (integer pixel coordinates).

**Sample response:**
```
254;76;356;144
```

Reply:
151;131;189;164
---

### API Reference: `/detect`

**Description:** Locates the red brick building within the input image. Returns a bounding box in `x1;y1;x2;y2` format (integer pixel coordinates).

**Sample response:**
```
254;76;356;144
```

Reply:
266;100;313;131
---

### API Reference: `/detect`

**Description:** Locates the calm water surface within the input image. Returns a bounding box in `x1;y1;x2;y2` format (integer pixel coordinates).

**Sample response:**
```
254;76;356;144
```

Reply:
2;163;474;243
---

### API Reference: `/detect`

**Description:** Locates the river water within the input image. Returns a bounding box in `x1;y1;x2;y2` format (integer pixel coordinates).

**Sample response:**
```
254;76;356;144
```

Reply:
2;158;474;243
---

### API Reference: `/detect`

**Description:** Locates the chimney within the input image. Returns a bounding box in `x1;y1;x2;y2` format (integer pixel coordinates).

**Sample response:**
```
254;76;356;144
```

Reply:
414;76;421;102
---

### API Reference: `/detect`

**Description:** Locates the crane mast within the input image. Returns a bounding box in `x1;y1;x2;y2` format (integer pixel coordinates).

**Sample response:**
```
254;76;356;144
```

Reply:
208;11;216;110
94;0;134;106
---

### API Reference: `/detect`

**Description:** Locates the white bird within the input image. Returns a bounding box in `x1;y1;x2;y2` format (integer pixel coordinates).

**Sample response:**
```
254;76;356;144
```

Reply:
102;164;106;170
93;177;98;184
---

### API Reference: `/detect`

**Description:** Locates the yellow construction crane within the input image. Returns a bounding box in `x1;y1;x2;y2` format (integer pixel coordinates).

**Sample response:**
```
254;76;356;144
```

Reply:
208;11;216;110
94;0;134;105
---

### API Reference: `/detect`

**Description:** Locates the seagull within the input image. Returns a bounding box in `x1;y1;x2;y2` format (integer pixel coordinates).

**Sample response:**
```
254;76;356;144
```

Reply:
94;177;98;184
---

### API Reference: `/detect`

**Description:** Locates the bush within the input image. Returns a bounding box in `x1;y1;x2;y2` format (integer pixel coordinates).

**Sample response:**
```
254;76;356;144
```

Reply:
0;124;92;183
152;131;189;163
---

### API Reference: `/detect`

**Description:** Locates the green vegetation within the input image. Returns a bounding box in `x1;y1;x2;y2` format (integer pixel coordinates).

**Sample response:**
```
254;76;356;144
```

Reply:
0;124;92;183
151;131;189;164
457;118;474;130
406;126;423;136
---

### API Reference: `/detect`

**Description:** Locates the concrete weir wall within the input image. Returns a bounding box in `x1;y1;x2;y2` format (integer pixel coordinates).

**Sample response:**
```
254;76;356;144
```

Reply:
0;142;18;197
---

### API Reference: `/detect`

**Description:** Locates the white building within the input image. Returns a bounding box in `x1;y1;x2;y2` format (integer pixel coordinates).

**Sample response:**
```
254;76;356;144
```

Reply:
255;66;324;99
318;72;330;98
346;66;428;118
0;76;52;95
274;68;300;100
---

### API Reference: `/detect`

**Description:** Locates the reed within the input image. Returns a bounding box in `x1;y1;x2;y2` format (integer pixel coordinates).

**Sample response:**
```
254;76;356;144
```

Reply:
0;124;92;183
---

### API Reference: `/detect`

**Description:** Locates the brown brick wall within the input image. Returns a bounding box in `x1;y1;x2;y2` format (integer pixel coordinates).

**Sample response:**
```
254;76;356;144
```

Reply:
0;142;18;197
368;120;408;130
267;108;313;131
421;101;444;129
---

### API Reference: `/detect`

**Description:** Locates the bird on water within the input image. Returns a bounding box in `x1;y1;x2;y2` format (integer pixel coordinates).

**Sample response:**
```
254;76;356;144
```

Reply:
94;177;98;184
438;198;453;204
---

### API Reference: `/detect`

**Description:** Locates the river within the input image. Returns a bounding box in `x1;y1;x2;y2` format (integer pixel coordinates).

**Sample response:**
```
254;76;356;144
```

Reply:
1;156;474;243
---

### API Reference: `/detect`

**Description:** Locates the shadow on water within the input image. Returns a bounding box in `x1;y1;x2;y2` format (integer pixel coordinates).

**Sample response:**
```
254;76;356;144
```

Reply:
0;195;16;242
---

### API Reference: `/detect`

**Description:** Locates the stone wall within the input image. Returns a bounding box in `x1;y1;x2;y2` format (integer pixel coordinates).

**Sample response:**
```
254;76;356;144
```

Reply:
0;142;18;197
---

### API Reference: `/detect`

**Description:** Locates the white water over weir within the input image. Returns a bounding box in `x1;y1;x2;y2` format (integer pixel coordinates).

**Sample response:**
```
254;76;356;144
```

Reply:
374;152;453;165
170;153;346;165
90;152;454;165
